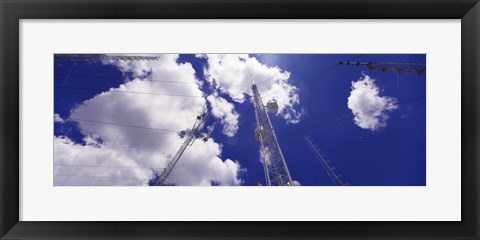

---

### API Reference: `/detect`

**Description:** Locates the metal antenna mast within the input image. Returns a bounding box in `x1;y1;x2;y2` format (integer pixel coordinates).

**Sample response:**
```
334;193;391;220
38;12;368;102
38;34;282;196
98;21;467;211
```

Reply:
339;61;425;75
55;54;162;62
304;135;345;186
54;54;162;66
153;110;211;186
251;76;294;186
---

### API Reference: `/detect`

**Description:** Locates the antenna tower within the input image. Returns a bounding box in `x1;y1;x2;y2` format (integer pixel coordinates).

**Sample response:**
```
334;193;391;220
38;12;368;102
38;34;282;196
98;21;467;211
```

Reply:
251;77;294;186
54;54;161;66
153;110;211;186
304;135;346;186
339;61;425;75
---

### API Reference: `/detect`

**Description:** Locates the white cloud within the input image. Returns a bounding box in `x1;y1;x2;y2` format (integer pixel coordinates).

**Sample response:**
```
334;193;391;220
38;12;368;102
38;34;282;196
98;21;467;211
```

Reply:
199;54;303;124
347;74;398;131
54;136;156;186
54;54;243;186
54;113;64;123
207;94;239;137
167;139;243;186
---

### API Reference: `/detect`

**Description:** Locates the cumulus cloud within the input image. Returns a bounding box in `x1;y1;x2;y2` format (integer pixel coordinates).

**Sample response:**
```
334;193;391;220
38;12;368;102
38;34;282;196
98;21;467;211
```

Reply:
166;139;243;186
54;135;156;186
207;94;239;137
347;74;398;131
54;113;64;123
54;135;243;186
199;54;303;124
54;54;243;186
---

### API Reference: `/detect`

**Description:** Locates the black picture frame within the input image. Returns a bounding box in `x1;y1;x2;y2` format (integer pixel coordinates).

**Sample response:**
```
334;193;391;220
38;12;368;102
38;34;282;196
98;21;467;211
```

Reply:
1;0;479;239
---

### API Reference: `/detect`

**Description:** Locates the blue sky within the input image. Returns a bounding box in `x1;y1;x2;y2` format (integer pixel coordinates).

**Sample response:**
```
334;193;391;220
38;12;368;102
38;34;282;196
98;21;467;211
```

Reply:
54;54;426;186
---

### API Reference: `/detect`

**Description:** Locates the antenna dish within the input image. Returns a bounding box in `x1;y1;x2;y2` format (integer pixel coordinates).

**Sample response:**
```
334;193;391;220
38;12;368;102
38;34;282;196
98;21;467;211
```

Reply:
254;126;266;142
266;99;279;113
287;180;301;186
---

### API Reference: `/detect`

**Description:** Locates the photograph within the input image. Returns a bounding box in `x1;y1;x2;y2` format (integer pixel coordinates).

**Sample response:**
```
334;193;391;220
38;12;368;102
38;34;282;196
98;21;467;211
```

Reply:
53;54;426;186
2;0;477;238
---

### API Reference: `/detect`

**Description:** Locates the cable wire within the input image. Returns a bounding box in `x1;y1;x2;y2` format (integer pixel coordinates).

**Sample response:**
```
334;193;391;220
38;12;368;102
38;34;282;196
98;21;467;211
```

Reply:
261;54;363;99
55;85;204;98
55;164;164;171
54;144;183;149
55;174;153;182
55;73;200;85
68;117;180;132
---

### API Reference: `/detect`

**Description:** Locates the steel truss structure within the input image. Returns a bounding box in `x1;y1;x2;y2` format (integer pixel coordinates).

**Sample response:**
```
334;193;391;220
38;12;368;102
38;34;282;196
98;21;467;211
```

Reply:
339;61;426;75
54;54;162;64
304;135;345;186
153;111;211;186
251;80;293;186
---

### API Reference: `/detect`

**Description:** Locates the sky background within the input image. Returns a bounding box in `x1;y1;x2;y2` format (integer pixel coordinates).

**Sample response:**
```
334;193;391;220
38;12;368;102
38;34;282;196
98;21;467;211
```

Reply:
54;54;426;186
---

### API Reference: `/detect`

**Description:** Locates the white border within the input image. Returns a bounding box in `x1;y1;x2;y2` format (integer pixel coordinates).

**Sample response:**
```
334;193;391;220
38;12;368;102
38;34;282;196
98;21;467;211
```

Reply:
20;20;461;221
